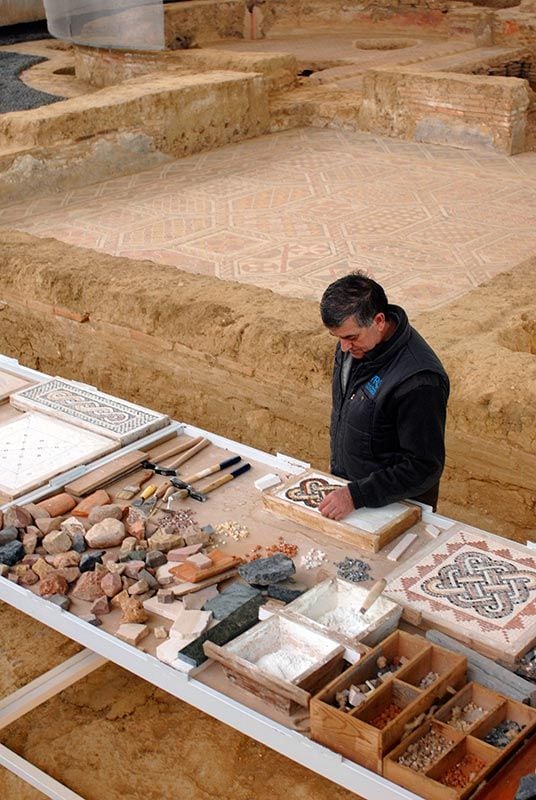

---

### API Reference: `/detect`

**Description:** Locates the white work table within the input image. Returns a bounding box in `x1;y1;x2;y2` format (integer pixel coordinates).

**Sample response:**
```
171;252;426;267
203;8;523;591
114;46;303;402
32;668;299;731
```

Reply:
0;355;459;800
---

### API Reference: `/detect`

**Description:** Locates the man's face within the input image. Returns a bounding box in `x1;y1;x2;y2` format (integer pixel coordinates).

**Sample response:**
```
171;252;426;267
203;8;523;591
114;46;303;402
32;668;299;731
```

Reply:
328;313;388;359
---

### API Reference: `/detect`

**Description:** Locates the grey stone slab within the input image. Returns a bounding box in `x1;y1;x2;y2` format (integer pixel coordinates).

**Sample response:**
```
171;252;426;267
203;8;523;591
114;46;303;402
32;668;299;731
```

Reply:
426;630;536;706
203;581;261;620
267;580;307;603
238;553;295;586
176;594;263;667
47;594;71;611
0;526;18;546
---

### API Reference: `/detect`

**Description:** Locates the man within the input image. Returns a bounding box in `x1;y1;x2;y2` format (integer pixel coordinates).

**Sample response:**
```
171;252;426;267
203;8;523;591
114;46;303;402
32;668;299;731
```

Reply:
318;271;449;521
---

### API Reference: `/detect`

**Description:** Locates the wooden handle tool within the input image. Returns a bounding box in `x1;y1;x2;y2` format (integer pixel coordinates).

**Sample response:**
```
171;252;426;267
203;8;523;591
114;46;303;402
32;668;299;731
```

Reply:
181;455;241;485
201;463;251;495
163;438;210;470
132;484;157;507
359;578;387;616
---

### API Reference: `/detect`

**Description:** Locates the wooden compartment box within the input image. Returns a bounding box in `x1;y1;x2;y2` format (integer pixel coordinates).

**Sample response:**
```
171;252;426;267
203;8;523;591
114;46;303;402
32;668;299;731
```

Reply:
385;720;494;800
399;644;467;699
384;688;536;799
281;577;402;652
203;615;345;715
469;696;536;754
310;631;466;772
434;683;503;734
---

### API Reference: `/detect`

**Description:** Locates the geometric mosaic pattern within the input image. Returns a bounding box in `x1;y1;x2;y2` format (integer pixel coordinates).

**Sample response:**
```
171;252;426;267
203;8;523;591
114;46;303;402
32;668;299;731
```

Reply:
10;378;169;444
386;530;536;658
421;550;536;620
0;411;117;498
3;129;536;315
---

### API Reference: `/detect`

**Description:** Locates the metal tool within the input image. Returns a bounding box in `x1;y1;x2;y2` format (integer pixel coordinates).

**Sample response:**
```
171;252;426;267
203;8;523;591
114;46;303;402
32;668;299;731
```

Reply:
171;462;251;502
140;437;210;475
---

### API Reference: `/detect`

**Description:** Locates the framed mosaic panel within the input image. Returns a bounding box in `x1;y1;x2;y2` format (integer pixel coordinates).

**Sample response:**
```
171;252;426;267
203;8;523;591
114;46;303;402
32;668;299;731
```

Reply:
262;469;421;553
385;529;536;663
10;377;169;444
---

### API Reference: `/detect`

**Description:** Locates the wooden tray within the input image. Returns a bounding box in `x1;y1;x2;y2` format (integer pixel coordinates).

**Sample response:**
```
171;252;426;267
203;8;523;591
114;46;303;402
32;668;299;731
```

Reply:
384;686;536;798
310;631;466;773
280;577;402;652
203;615;345;716
262;469;420;553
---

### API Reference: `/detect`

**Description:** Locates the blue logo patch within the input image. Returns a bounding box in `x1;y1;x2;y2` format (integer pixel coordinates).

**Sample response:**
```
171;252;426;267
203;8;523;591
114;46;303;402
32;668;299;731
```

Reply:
363;375;382;398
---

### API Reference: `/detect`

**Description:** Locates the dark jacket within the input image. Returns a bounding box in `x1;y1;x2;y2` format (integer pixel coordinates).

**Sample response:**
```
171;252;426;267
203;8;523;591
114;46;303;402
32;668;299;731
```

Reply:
330;305;449;510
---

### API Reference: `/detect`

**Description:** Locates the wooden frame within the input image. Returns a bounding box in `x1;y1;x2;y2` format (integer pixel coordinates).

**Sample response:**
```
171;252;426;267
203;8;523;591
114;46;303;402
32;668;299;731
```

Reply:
203;615;346;715
262;469;421;553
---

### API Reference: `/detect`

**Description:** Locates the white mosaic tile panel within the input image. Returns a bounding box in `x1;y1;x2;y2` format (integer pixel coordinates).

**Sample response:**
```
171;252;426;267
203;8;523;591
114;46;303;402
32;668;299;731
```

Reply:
10;378;169;444
0;411;117;497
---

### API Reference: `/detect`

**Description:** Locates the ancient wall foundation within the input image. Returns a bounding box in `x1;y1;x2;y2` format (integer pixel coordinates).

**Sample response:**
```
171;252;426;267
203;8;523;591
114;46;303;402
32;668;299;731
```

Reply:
358;66;531;154
1;231;535;544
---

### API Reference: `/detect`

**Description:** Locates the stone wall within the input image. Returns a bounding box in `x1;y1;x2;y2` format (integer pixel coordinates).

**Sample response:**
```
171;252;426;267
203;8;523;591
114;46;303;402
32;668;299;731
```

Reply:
0;70;270;203
74;45;297;93
1;231;535;543
358;66;531;154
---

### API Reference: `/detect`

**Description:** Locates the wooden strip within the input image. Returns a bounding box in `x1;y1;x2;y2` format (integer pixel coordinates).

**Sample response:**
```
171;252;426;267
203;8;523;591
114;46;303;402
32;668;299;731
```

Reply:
170;550;243;583
145;435;200;462
387;532;418;562
171;569;239;597
64;450;146;496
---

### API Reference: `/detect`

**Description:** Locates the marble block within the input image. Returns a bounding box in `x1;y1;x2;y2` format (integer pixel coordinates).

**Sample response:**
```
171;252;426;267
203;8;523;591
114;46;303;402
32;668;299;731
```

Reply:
0;412;117;498
10;378;169;444
142;595;185;622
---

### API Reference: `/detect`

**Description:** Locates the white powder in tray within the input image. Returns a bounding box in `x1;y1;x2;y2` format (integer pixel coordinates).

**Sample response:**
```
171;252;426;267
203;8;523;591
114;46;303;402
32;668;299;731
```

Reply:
255;648;316;681
317;606;369;636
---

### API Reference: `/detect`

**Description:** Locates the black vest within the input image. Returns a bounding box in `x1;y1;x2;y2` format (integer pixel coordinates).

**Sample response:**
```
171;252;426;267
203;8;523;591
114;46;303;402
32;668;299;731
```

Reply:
330;306;449;488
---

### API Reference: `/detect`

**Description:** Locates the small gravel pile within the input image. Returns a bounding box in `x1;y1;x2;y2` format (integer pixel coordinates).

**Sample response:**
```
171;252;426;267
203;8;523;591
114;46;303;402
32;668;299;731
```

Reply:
335;556;371;582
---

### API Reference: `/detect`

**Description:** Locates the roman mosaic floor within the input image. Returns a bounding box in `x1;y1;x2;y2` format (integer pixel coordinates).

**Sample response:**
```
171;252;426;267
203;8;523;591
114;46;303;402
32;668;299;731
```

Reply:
3;127;536;315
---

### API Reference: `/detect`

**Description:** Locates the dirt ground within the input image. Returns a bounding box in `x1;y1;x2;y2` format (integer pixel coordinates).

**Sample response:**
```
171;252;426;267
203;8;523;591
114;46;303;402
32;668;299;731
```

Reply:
0;231;535;799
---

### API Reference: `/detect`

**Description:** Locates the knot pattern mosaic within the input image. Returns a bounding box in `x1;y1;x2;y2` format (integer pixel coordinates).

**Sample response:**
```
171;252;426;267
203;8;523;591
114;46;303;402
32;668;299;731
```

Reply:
10;378;168;444
286;477;341;508
385;529;536;660
421;550;536;620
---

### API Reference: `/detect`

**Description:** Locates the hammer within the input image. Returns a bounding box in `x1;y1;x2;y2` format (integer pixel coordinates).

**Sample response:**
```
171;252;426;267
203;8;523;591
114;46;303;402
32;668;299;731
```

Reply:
141;437;210;475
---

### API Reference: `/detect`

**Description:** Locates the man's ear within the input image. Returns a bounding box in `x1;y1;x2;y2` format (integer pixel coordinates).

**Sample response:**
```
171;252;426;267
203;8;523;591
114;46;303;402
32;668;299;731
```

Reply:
374;312;386;328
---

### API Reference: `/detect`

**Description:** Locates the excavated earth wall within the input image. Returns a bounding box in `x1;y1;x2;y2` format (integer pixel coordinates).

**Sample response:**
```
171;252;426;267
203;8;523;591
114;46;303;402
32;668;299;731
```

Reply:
0;230;535;543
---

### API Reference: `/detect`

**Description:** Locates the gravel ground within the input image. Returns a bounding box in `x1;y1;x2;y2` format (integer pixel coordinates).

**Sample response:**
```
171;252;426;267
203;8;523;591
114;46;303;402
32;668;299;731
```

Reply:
0;51;63;113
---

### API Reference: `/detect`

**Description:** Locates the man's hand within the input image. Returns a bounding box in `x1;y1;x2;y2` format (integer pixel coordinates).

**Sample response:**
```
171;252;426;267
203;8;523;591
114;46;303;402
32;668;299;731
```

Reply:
318;486;355;520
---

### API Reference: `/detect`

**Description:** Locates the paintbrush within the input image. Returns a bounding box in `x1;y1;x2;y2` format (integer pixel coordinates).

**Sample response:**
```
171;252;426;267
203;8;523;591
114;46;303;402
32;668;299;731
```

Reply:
359;578;387;616
115;469;153;501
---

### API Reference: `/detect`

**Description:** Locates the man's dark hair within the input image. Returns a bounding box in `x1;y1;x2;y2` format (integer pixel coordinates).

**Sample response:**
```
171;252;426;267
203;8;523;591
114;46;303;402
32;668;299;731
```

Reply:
320;271;388;328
